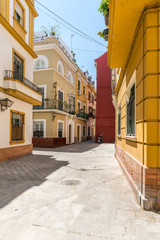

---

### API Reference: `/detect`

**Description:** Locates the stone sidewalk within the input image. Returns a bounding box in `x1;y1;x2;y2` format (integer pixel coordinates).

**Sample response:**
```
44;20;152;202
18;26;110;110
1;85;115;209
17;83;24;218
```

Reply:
0;141;160;239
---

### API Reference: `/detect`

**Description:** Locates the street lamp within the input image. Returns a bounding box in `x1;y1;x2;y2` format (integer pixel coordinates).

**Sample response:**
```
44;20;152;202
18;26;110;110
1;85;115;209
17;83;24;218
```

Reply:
0;98;14;111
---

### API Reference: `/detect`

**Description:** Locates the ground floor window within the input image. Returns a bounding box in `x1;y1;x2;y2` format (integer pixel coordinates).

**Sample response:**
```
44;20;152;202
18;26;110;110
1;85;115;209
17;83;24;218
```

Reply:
33;121;44;138
11;111;24;142
127;84;135;136
83;126;86;136
58;121;63;138
118;108;121;135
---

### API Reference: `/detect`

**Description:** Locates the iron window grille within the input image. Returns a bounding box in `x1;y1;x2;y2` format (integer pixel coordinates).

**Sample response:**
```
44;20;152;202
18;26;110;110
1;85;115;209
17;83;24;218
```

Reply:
127;84;135;136
58;122;63;138
11;112;24;141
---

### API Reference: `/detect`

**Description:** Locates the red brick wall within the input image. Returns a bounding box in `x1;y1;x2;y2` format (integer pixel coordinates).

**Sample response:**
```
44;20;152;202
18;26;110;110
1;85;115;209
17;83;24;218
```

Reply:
32;138;66;148
0;144;33;162
116;144;160;210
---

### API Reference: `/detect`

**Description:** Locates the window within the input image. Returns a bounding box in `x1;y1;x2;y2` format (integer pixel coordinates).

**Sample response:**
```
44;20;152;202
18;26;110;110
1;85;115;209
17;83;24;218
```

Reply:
88;91;91;101
35;59;45;70
83;126;86;137
68;96;75;113
57;61;64;75
33;87;45;110
92;95;94;104
78;80;80;91
78;102;81;113
11;111;24;142
127;84;135;136
33;121;44;138
83;105;86;113
58;90;63;111
58;122;63;138
15;1;23;26
13;52;24;82
83;85;85;95
68;71;73;83
118;108;121;135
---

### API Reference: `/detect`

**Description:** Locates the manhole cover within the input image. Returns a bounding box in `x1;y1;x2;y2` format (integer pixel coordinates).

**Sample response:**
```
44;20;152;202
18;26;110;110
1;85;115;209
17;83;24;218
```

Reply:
61;180;81;186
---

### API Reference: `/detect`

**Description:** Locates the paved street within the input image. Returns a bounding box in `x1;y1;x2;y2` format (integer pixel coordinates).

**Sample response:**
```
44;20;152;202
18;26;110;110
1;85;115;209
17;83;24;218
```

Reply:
0;141;160;240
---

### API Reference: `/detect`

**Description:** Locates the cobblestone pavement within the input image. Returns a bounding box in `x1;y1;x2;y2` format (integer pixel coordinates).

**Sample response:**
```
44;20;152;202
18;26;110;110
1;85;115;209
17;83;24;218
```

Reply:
0;141;160;240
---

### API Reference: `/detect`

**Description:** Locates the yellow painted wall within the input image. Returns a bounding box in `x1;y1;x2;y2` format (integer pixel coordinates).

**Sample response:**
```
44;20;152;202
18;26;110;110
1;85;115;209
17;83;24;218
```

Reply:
116;8;160;168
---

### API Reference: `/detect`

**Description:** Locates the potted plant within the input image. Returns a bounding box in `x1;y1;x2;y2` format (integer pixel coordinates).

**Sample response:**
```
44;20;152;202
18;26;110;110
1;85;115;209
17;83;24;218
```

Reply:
98;0;109;26
103;28;109;41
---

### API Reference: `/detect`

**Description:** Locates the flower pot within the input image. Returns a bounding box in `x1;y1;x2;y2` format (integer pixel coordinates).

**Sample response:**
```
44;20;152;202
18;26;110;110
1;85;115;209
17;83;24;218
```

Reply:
103;28;109;41
105;14;109;26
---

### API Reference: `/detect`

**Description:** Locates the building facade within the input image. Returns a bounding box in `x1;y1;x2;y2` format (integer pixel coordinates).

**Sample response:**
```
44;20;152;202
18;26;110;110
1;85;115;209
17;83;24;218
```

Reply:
108;1;160;210
32;33;96;147
75;67;96;143
95;52;115;143
0;0;42;161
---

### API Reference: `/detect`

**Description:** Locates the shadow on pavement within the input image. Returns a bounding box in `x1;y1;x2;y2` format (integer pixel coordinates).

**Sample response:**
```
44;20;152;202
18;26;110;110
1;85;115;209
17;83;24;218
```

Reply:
0;154;68;208
34;140;99;153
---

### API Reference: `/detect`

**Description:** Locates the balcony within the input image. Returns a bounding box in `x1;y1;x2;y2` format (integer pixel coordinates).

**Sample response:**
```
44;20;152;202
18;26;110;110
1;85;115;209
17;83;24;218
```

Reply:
3;70;42;105
33;99;75;115
5;70;41;93
76;111;88;120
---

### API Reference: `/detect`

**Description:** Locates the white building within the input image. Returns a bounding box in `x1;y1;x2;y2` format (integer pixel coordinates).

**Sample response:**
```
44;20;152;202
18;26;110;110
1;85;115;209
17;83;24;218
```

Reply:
0;0;42;161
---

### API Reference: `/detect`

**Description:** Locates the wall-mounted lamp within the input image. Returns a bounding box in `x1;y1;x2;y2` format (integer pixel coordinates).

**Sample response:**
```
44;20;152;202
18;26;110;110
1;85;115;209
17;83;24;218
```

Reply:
52;113;57;121
0;98;14;111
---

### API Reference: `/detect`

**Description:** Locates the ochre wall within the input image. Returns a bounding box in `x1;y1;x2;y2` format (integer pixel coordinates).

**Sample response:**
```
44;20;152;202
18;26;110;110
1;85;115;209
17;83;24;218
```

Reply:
116;7;160;208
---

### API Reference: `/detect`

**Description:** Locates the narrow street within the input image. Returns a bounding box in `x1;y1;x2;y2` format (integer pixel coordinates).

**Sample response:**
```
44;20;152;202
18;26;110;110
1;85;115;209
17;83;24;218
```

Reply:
0;141;160;240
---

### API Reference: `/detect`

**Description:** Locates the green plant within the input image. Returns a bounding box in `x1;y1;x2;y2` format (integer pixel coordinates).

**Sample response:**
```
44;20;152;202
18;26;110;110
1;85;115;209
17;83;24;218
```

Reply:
97;31;103;38
98;0;109;16
40;24;60;37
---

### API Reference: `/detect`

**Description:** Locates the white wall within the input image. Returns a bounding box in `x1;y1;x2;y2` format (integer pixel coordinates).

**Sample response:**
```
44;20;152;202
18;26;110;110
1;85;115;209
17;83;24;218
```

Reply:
0;25;33;86
0;92;33;148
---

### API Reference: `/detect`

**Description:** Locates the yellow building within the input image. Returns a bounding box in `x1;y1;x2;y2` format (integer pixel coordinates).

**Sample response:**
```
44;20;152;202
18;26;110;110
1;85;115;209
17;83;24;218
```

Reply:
75;67;96;142
32;33;96;146
0;0;42;161
108;0;160;210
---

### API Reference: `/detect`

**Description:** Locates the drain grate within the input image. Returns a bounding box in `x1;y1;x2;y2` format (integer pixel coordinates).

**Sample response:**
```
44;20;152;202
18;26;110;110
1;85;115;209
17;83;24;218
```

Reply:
61;180;81;186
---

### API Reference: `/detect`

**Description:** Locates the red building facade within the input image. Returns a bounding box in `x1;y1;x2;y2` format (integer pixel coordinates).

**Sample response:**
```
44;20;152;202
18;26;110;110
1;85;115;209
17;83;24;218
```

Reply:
95;52;115;143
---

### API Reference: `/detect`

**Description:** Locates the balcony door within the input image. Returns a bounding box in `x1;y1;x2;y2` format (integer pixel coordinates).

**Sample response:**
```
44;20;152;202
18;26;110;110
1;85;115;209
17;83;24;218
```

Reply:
58;90;63;111
14;53;23;82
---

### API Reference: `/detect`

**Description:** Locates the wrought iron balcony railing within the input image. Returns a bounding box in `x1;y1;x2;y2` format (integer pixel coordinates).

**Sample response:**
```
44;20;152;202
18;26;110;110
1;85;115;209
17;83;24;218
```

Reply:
4;70;41;93
76;111;89;120
33;98;75;115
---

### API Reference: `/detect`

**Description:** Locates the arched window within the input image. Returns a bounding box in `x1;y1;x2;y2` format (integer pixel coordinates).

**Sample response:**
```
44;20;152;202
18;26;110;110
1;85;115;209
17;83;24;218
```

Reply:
35;59;45;70
34;55;49;70
68;71;73;83
57;60;64;75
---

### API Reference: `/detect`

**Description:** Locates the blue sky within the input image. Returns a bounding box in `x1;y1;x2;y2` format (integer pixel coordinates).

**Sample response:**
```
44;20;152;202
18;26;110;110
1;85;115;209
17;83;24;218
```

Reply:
34;0;107;81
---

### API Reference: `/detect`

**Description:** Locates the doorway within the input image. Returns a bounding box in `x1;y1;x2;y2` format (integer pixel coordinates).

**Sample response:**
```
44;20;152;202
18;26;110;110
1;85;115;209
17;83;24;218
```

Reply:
69;124;72;144
77;125;80;142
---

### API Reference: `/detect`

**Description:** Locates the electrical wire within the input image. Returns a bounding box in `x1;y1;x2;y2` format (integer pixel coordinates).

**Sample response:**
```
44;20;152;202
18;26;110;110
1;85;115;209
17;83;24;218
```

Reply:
35;0;106;48
36;6;100;45
72;48;105;53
